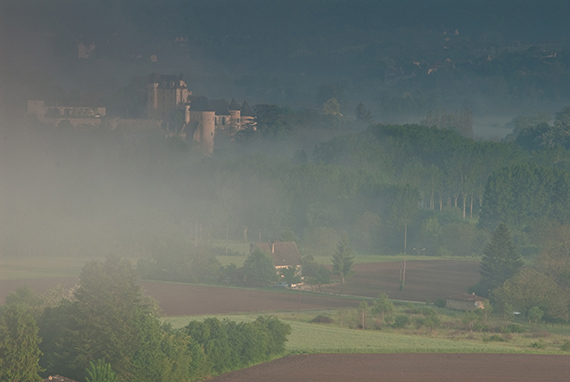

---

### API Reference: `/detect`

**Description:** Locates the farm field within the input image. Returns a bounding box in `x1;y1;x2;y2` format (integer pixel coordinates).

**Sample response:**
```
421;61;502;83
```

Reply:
207;353;570;382
320;259;481;302
0;259;479;309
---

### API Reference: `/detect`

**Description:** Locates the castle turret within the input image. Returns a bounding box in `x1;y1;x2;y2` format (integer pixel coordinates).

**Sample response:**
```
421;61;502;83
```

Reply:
228;98;241;135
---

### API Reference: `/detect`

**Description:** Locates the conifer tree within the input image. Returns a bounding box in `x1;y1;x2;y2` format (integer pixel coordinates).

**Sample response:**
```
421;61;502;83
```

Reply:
472;222;523;297
0;303;43;382
331;238;356;284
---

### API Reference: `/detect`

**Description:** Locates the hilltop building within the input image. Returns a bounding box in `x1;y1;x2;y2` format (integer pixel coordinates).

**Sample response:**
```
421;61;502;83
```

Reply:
26;99;106;127
146;73;255;155
26;73;255;156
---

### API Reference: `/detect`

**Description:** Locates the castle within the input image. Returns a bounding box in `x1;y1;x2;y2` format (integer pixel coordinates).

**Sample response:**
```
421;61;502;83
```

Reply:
146;73;255;155
26;73;255;156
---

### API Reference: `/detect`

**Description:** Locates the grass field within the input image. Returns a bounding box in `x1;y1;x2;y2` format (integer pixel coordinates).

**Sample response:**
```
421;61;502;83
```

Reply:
0;251;467;280
0;256;144;280
163;312;567;355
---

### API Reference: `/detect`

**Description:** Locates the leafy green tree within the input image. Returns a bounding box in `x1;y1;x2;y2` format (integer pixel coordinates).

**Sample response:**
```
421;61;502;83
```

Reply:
85;359;118;382
331;238;356;284
243;248;278;286
0;304;43;382
493;268;570;321
302;261;331;292
528;306;544;325
472;223;523;297
462;310;480;332
68;255;163;382
371;293;395;322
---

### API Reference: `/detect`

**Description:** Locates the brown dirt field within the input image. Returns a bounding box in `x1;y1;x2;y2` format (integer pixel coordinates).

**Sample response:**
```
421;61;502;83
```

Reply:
140;282;361;316
208;353;570;382
0;260;479;315
321;259;480;302
0;278;360;315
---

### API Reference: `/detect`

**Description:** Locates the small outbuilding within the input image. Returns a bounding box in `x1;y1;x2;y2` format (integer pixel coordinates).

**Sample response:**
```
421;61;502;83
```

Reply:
446;293;486;311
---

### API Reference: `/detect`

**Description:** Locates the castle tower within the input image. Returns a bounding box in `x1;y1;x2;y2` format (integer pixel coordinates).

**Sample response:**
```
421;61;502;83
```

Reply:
228;98;241;135
147;73;190;120
189;96;216;156
240;100;256;130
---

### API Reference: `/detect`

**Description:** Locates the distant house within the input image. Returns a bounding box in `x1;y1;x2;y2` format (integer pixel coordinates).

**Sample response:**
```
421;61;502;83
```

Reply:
446;293;486;311
251;241;302;271
42;376;78;382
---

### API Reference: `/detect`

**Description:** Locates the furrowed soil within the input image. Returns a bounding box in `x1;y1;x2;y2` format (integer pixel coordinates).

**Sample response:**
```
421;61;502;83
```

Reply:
207;353;570;382
0;260;480;314
319;259;481;302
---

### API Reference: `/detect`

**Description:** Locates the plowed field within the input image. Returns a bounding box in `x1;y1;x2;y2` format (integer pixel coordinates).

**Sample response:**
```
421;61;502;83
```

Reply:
321;259;480;301
0;260;480;315
208;353;570;382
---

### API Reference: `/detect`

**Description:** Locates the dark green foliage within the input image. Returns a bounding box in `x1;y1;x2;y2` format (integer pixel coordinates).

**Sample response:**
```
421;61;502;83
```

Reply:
63;255;164;382
501;324;525;334
561;341;570;351
311;315;334;324
331;238;356;284
184;316;291;376
392;315;410;329
483;334;507;343
302;261;332;292
0;303;43;382
479;164;570;230
433;298;447;308
493;268;570;322
138;241;221;283
243;248;278;286
472;223;523;297
85;359;118;382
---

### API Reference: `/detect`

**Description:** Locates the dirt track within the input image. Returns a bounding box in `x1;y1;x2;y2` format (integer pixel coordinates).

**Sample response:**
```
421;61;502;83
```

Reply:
208;353;570;382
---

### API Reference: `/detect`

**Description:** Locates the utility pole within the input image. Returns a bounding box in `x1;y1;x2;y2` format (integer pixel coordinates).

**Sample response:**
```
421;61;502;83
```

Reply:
225;223;229;254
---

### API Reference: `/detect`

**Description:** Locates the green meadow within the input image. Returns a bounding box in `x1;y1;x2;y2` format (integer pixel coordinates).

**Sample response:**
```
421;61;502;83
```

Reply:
163;312;569;355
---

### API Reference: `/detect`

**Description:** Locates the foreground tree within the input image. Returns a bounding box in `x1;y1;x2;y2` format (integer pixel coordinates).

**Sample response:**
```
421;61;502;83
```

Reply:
471;223;523;297
493;268;569;321
0;303;43;382
331;238;356;284
85;359;118;382
67;255;163;382
371;293;395;323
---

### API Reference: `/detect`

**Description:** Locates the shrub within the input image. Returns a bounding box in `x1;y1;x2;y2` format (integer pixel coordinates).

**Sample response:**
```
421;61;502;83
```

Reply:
393;315;410;329
433;298;447;308
561;341;570;352
483;334;507;342
530;341;545;349
311;315;334;324
501;324;524;334
473;323;490;332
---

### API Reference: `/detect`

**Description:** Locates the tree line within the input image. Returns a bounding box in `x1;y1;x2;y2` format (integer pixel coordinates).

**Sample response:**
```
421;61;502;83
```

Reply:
0;256;291;382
